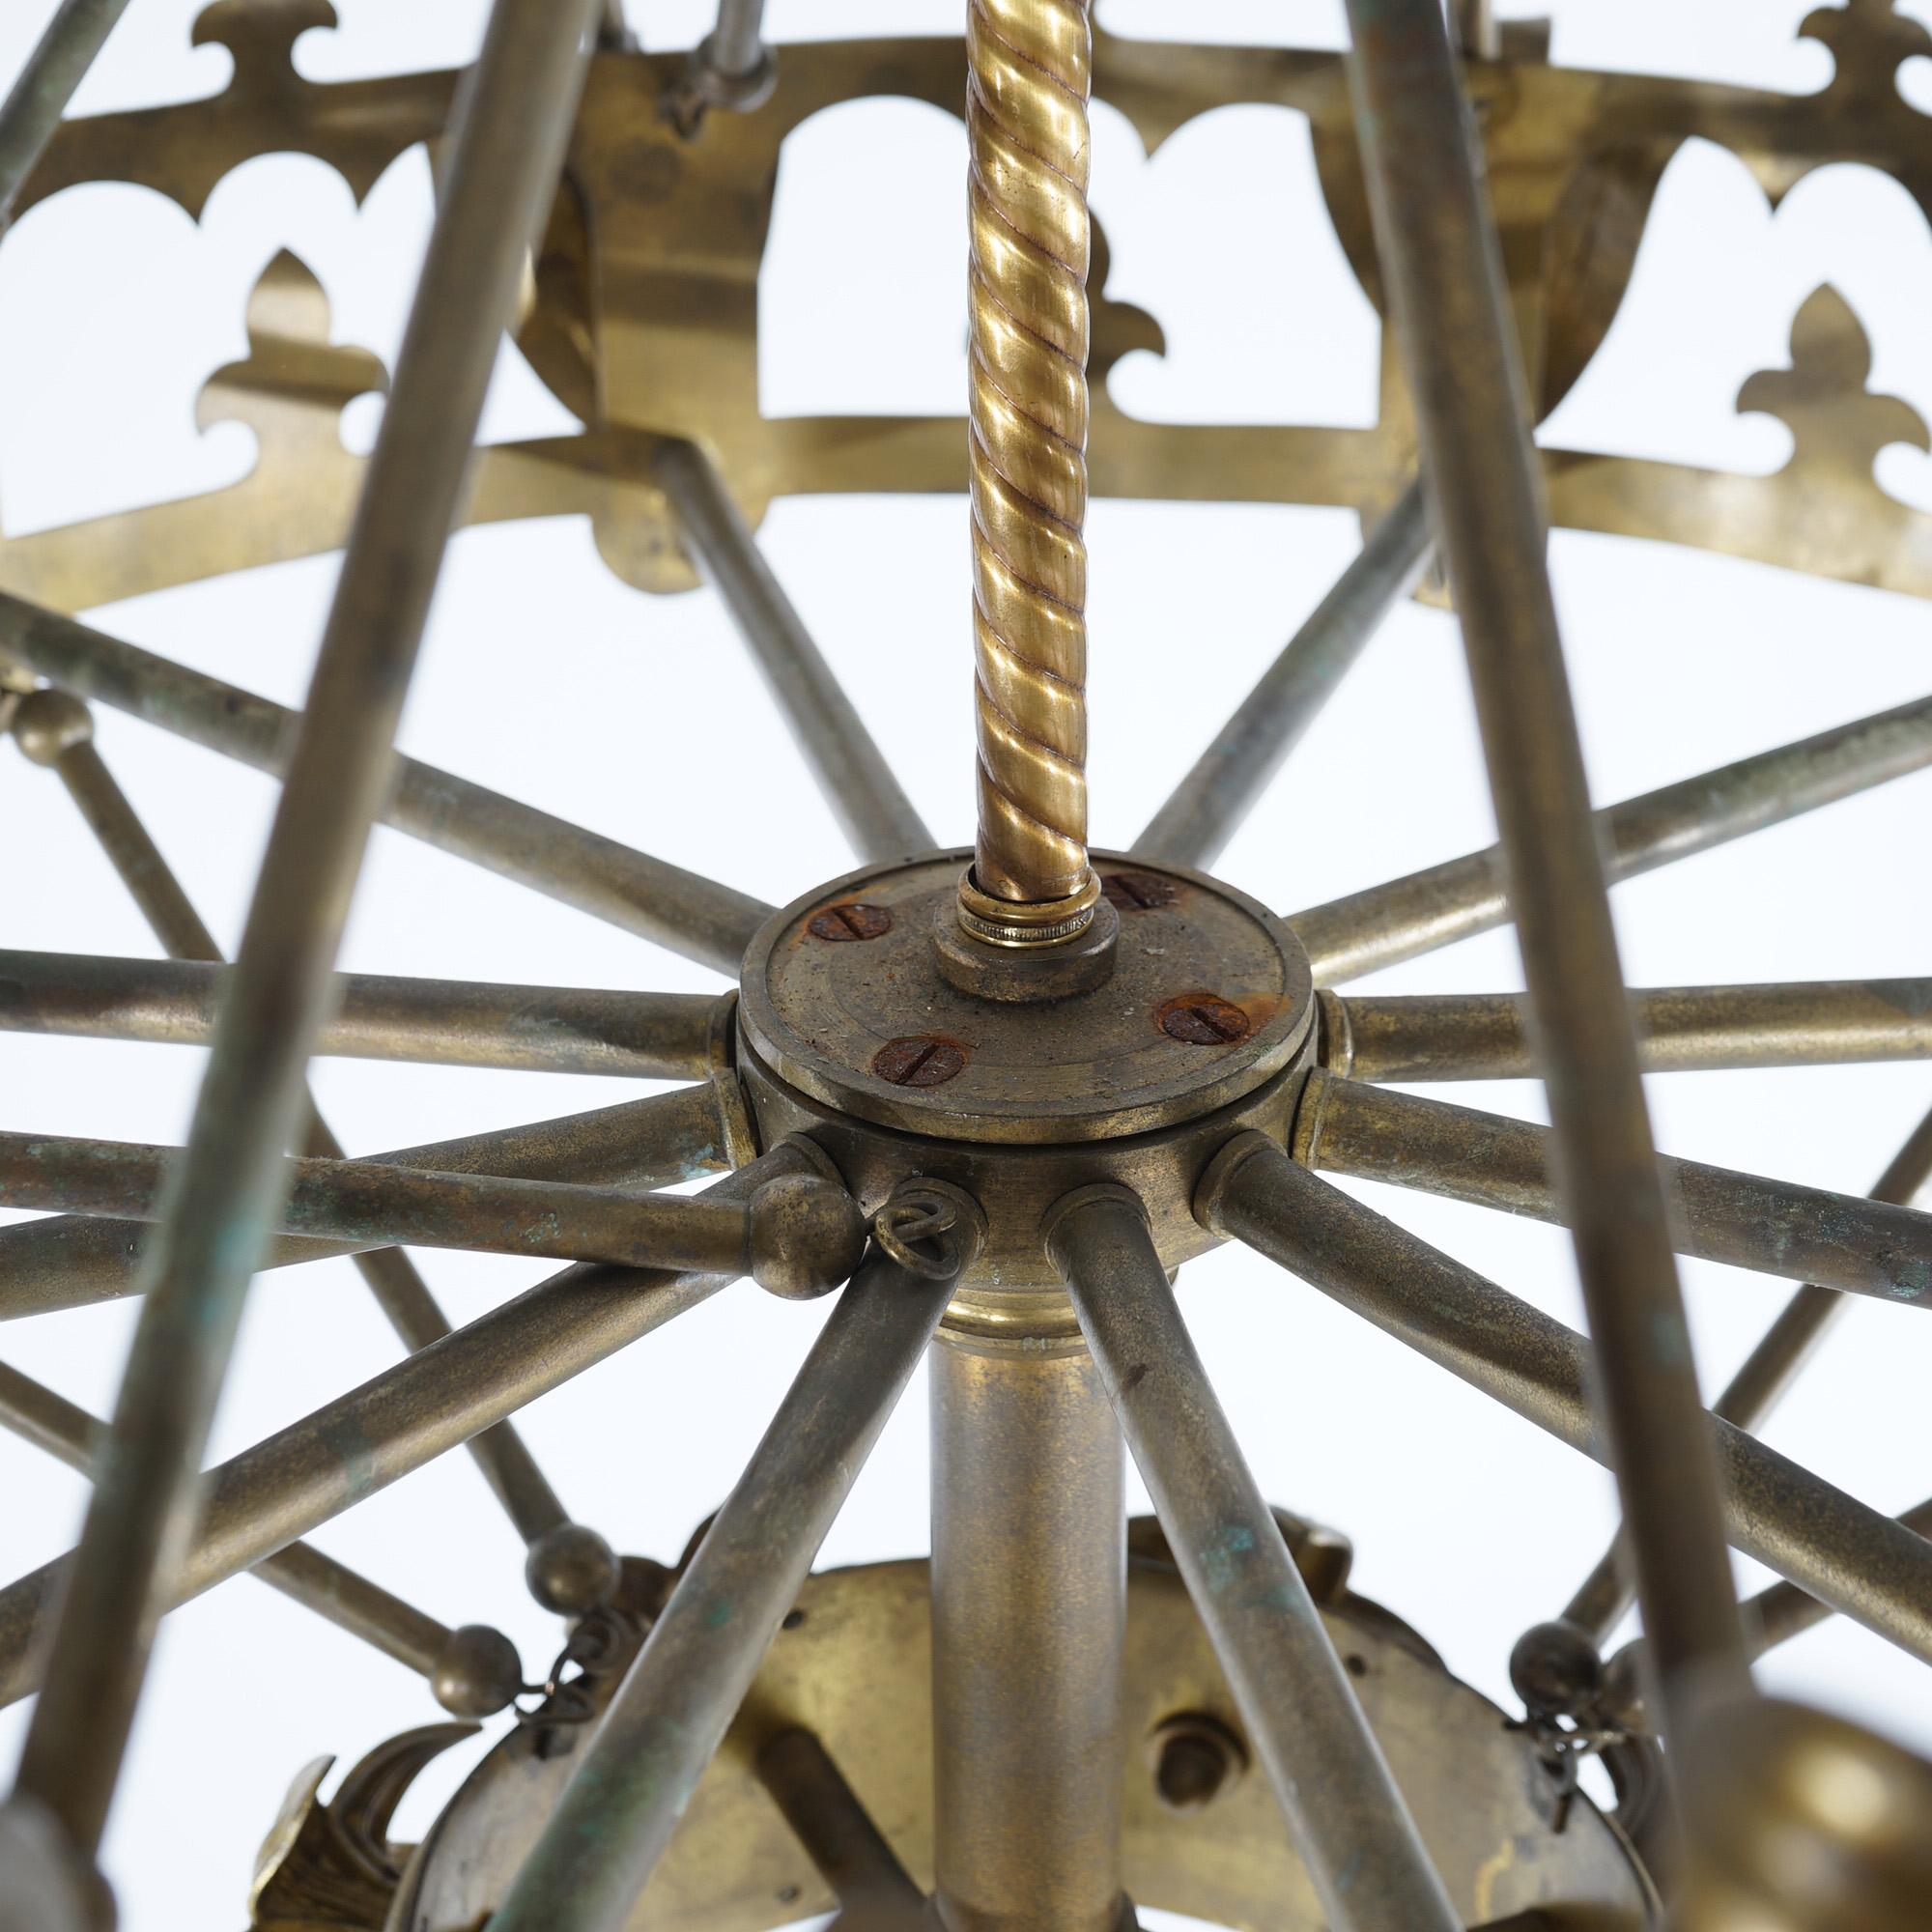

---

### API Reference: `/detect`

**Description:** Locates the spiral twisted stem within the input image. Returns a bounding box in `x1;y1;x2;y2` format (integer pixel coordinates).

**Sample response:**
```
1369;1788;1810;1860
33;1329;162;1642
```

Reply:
967;0;1093;909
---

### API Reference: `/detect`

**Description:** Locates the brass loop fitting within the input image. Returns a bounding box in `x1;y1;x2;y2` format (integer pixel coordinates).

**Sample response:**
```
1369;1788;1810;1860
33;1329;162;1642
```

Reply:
874;1179;988;1281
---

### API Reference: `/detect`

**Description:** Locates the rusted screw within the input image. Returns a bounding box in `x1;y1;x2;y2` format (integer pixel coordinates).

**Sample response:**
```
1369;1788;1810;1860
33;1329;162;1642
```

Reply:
1156;994;1252;1045
808;902;893;942
1102;870;1179;911
1149;1714;1247;1813
871;1036;966;1087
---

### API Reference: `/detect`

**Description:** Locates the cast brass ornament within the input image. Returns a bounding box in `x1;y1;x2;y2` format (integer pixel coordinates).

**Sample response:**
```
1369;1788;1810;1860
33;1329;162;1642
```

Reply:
1;2;1931;1930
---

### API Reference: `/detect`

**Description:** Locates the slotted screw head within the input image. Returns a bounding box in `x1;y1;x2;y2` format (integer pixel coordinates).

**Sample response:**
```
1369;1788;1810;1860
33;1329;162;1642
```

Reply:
808;902;893;942
1102;870;1179;911
1155;994;1252;1045
871;1036;967;1087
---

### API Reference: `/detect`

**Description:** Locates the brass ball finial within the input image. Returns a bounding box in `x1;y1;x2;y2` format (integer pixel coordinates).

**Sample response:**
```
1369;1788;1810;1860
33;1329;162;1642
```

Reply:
10;688;92;766
430;1624;525;1719
525;1523;621;1616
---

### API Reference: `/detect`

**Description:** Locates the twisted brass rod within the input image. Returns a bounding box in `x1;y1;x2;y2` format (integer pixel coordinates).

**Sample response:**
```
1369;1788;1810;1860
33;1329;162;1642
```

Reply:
965;0;1094;920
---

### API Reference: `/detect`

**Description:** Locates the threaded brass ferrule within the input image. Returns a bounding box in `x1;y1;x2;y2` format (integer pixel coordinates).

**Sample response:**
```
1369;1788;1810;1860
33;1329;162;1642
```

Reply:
964;0;1094;928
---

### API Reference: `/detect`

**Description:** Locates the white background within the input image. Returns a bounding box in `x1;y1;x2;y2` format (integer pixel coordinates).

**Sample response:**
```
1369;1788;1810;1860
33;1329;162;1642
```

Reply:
3;1;1932;1924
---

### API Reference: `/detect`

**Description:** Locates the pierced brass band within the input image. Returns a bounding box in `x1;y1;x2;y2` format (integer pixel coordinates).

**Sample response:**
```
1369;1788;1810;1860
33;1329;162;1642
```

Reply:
12;23;1932;619
965;0;1095;933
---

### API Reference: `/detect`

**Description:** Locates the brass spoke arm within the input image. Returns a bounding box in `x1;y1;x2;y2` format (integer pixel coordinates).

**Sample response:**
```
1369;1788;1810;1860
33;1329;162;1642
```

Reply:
0;1081;733;1321
1289;691;1932;986
651;440;931;866
11;0;606;1853
0;945;717;1080
0;1362;524;1717
1295;1071;1932;1308
1741;1492;1932;1664
0;594;773;977
1047;1184;1462;1932
488;1194;979;1932
1561;1099;1932;1644
754;1730;925;1927
1199;1136;1932;1672
7;691;589;1562
0;1145;819;1712
0;1129;864;1295
1327;979;1932;1084
1134;476;1434;872
0;0;132;217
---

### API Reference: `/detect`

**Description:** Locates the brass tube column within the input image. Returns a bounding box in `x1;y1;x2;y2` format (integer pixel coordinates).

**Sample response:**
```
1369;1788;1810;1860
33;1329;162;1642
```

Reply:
931;1321;1126;1932
959;0;1099;949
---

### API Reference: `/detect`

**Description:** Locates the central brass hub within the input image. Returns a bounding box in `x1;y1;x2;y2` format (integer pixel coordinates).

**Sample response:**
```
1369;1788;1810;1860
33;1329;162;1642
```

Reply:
736;851;1317;1294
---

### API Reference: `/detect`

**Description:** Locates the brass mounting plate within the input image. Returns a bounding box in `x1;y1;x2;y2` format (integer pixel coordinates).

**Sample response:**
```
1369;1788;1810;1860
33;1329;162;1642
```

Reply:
737;851;1314;1148
386;1550;1655;1932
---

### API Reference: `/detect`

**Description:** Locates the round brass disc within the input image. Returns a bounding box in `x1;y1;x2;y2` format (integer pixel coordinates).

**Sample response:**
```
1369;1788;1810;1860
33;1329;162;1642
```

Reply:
390;1548;1656;1932
737;851;1314;1146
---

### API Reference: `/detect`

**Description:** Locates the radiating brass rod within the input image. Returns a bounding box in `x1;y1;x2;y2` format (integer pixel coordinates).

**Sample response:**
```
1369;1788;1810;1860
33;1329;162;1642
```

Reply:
11;0;602;1854
0;0;131;216
1047;1185;1461;1932
964;0;1095;918
754;1730;924;1922
1290;692;1932;986
0;947;716;1080
1202;1138;1932;1668
651;439;931;865
1135;476;1434;872
1345;0;1746;1742
1331;980;1932;1084
0;1082;728;1320
1295;1073;1932;1307
489;1220;969;1932
1562;1099;1932;1643
0;595;772;976
0;1362;516;1704
1741;1493;1932;1662
7;692;578;1548
0;1149;817;1710
0;1131;758;1276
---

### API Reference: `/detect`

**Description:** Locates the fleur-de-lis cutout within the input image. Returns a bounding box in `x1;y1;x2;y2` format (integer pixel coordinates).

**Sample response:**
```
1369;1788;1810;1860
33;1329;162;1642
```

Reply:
197;249;388;472
1801;0;1932;106
1736;284;1928;483
1090;217;1166;389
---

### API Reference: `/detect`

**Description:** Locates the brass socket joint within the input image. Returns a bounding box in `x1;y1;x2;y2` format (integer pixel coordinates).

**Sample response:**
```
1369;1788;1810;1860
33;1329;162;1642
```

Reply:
962;0;1097;942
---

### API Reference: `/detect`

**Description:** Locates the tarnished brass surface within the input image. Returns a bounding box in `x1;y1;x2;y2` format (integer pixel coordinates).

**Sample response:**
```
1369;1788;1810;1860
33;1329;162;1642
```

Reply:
13;14;1932;611
390;1549;1651;1932
10;4;1932;1918
249;1724;474;1932
930;1334;1125;1932
740;851;1313;1146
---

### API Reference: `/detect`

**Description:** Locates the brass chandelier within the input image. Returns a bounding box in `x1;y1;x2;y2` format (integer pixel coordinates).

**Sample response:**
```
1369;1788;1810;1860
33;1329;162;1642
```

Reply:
3;1;1932;1927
